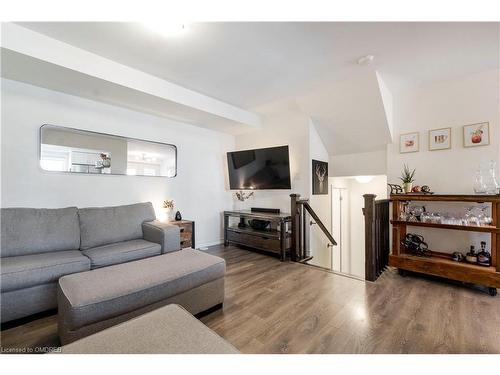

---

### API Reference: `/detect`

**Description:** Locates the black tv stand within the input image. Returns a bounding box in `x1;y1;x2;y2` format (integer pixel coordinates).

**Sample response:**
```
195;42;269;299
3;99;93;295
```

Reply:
223;210;292;261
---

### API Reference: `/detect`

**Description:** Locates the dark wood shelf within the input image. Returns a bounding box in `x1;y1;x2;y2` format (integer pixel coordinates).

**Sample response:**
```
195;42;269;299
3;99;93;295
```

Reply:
226;225;285;239
390;254;500;288
391;193;500;203
390;193;500;291
390;220;498;233
224;210;292;261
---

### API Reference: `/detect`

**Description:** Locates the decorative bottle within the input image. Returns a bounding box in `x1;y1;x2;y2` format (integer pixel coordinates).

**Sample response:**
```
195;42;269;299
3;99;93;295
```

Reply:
484;160;499;195
473;170;487;194
477;241;491;267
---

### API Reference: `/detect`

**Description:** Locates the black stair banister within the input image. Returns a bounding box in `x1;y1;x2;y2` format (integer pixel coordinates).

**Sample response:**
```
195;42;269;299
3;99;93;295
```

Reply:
290;193;337;262
363;194;390;281
302;201;337;246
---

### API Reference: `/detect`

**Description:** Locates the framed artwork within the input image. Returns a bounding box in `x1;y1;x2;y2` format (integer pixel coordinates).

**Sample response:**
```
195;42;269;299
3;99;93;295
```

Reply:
463;122;490;147
429;127;451;151
312;159;328;195
400;132;419;153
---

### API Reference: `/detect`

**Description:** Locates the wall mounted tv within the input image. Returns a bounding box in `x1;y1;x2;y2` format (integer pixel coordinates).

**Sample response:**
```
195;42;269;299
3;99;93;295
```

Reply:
227;145;291;190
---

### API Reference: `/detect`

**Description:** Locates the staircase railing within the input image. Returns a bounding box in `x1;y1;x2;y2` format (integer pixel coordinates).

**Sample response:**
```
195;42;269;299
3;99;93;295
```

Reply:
290;194;337;262
363;194;390;281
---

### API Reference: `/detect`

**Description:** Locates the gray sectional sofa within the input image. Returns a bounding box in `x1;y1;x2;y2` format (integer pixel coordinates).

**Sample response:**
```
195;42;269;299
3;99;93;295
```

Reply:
0;202;181;323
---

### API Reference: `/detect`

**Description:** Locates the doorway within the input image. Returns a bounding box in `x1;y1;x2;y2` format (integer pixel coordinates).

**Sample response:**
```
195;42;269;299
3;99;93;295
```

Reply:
331;186;349;273
330;175;388;279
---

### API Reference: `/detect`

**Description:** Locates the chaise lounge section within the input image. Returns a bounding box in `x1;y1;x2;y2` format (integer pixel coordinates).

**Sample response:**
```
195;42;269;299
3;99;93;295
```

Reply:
58;248;226;344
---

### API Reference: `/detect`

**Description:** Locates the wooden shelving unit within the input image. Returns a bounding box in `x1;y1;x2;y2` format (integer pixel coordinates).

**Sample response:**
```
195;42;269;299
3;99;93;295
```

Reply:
389;194;500;295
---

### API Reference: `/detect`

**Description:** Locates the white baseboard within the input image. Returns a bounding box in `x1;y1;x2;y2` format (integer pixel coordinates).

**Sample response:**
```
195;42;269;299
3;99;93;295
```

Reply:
196;239;223;250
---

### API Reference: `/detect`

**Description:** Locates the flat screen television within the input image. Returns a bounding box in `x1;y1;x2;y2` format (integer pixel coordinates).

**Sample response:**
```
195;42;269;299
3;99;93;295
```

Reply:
227;145;291;190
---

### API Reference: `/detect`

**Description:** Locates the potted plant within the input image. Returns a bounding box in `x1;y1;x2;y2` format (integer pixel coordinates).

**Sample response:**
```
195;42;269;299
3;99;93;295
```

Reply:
400;164;416;193
163;200;175;221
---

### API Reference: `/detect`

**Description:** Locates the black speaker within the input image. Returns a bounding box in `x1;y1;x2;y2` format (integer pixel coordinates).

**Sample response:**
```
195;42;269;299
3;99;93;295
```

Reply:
251;207;280;214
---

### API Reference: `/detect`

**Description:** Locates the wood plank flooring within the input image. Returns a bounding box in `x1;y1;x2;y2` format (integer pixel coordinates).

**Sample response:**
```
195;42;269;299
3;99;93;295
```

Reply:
2;245;500;353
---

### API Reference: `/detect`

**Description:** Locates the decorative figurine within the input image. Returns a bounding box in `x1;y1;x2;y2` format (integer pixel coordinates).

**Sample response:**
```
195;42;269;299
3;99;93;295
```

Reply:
175;210;182;221
477;241;491;267
401;233;430;257
388;183;403;195
452;252;464;262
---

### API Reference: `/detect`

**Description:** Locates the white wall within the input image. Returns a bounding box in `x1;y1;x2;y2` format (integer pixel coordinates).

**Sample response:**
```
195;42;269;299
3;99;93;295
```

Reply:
308;120;331;268
233;105;310;212
232;106;334;265
387;69;499;193
330;149;387;177
1;79;235;247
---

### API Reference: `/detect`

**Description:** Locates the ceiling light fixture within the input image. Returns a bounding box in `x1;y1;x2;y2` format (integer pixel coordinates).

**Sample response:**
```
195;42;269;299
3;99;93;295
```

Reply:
355;175;375;184
144;22;189;37
357;55;375;66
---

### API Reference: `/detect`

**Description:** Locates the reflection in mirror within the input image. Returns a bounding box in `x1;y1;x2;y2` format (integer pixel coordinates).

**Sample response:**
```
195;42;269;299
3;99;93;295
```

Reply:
40;125;176;177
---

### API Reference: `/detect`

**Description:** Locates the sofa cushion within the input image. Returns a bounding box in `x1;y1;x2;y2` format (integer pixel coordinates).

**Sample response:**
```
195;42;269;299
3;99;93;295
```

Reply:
1;251;90;292
58;249;226;330
82;239;161;269
78;202;156;250
59;304;239;354
1;207;80;257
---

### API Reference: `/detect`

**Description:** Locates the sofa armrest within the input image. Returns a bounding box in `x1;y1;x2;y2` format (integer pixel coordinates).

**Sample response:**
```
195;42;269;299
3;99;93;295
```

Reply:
142;220;180;253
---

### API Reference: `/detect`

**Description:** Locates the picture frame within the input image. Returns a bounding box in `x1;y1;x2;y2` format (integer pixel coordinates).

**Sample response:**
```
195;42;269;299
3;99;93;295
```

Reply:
429;127;451;151
400;132;419;153
463;122;490;148
312;159;328;195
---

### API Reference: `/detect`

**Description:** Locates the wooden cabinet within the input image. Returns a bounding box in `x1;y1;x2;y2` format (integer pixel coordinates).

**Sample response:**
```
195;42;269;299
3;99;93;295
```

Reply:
389;194;500;295
168;220;195;249
223;210;292;261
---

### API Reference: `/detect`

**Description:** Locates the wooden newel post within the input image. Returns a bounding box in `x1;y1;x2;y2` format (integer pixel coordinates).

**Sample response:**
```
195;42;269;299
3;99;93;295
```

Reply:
290;194;300;262
363;194;377;281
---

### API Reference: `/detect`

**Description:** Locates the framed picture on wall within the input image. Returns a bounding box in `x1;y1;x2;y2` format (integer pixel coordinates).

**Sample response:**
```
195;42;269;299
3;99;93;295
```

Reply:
429;127;451;151
312;159;328;195
463;122;490;147
400;132;419;153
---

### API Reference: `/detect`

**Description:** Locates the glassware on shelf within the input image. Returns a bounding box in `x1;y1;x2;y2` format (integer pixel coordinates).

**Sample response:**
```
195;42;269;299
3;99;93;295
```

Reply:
478;206;493;226
410;206;425;221
399;202;410;221
484;160;499;195
420;212;431;223
431;213;442;224
441;212;461;225
408;210;418;222
473;169;487;194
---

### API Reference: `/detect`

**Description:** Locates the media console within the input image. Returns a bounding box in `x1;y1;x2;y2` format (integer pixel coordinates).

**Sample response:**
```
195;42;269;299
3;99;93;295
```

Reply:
223;210;292;261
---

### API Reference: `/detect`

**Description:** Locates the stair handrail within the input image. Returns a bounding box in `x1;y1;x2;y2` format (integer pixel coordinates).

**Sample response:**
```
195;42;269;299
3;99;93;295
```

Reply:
290;193;337;262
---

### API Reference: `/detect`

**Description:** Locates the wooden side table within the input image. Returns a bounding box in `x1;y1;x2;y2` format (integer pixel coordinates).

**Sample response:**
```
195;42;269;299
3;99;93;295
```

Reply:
167;220;195;249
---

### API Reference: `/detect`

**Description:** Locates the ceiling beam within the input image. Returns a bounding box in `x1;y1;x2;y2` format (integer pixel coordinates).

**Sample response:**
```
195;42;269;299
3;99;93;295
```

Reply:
1;23;262;130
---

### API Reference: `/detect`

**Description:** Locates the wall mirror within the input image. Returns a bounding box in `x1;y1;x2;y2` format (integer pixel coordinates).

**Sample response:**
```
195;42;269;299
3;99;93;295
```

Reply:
40;125;177;177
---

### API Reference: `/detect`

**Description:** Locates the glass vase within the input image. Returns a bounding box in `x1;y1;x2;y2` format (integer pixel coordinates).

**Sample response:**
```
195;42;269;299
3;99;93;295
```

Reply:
482;160;499;195
473;170;487;194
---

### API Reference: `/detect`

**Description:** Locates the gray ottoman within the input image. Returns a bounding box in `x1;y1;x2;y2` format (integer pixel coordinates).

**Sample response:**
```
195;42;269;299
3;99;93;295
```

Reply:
58;249;225;344
59;304;238;354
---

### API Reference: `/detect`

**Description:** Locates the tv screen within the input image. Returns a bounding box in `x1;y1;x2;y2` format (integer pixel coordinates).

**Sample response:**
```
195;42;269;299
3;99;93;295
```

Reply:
227;146;291;190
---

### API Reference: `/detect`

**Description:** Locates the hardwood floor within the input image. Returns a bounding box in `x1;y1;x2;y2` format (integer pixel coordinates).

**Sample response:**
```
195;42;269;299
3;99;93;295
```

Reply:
2;245;500;353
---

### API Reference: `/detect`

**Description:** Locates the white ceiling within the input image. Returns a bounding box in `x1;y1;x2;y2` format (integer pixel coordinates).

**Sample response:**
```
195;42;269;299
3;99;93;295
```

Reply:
298;70;393;155
10;22;500;155
18;22;500;111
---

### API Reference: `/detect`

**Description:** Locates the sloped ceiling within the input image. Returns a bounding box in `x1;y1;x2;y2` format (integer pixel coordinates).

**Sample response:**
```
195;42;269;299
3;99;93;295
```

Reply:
297;70;393;155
